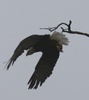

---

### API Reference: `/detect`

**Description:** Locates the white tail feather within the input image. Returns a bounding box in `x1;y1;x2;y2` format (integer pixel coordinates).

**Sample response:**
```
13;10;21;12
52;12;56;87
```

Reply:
50;31;69;45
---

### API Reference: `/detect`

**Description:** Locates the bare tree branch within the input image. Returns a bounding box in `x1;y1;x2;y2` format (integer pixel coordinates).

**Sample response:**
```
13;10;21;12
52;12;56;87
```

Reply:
40;22;68;32
40;20;89;37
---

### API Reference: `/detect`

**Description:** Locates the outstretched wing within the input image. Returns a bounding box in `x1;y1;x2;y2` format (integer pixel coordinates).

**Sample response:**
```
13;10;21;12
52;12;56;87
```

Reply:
27;48;59;89
6;35;42;70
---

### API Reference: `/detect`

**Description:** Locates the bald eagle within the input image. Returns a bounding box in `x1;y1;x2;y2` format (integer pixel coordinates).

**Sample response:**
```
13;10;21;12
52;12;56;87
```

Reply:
6;31;69;89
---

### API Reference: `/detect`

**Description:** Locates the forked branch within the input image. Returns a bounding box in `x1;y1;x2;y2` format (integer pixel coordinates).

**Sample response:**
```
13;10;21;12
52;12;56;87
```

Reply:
40;20;89;37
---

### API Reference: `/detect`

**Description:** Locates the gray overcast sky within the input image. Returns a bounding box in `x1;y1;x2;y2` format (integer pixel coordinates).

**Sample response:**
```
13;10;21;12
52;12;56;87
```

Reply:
0;0;89;100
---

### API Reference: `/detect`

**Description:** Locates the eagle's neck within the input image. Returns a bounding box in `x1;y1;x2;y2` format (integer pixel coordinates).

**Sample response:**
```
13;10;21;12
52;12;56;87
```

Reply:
50;31;69;46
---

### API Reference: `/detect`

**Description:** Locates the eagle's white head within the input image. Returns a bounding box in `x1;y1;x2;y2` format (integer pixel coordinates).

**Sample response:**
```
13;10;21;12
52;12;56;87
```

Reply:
50;31;69;46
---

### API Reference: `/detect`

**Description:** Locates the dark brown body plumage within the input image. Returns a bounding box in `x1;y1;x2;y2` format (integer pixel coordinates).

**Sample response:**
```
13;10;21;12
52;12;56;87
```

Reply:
6;34;62;89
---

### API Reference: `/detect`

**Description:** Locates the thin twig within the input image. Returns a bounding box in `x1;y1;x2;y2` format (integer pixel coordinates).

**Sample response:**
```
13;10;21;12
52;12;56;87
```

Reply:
40;22;69;32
